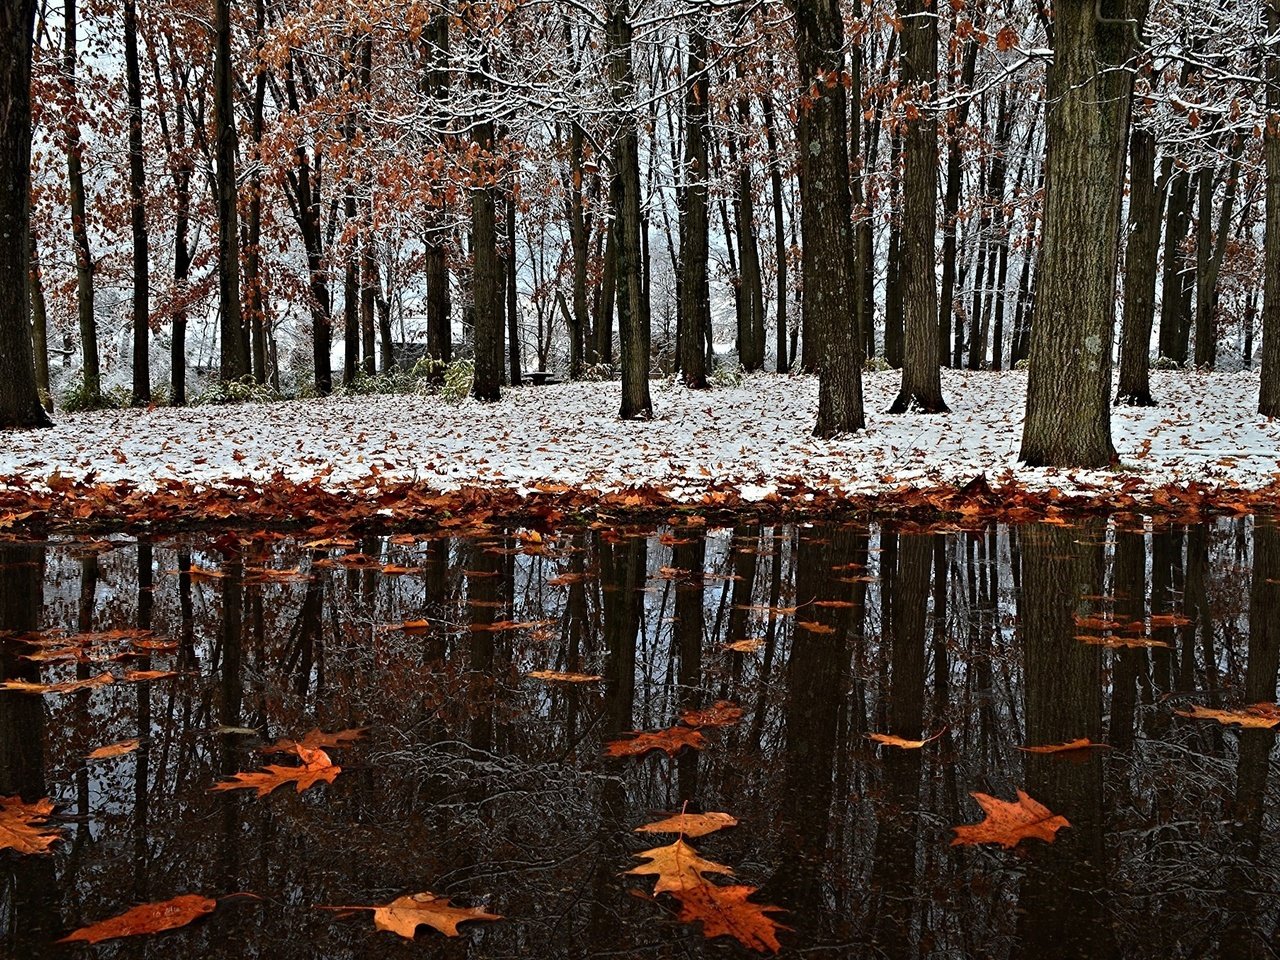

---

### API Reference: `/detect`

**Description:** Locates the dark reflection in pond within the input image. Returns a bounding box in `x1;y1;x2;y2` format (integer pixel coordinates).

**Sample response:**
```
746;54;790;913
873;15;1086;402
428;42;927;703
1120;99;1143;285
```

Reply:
1;516;1278;958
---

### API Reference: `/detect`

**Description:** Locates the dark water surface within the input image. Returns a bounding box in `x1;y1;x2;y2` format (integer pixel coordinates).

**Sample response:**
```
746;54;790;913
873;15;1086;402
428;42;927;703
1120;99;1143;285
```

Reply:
1;517;1278;958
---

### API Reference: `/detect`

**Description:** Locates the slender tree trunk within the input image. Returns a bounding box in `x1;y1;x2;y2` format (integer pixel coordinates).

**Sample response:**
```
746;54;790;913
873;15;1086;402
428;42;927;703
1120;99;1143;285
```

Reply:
244;0;268;384
939;38;980;366
213;0;248;382
762;67;789;373
124;0;149;404
1117;126;1163;405
1194;144;1241;370
0;0;51;429
65;0;100;405
1020;0;1145;467
679;29;709;389
28;227;51;411
424;15;451;372
567;120;588;378
1264;0;1280;416
794;0;864;436
608;0;653;418
884;133;904;369
890;0;947;413
171;115;192;405
506;194;522;385
597;212;616;364
734;75;765;371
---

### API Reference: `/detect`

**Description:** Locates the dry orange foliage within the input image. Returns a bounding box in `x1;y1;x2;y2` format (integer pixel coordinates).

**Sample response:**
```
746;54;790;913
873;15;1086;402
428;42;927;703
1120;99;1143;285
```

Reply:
322;892;500;939
604;726;706;758
262;727;368;754
87;739;141;761
1017;738;1110;754
866;728;945;750
1175;703;1280;729
627;839;787;952
527;670;603;683
951;790;1070;849
0;796;62;855
680;701;743;728
211;745;341;797
634;812;738;838
58;894;217;944
0;671;114;695
723;638;764;653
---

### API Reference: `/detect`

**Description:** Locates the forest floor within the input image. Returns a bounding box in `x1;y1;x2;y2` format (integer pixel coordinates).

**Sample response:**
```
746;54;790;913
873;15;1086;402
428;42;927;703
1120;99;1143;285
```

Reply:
1;368;1277;530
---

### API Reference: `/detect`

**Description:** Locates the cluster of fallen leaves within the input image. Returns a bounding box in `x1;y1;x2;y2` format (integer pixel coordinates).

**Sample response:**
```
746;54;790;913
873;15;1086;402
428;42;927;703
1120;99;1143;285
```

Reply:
1;470;1277;539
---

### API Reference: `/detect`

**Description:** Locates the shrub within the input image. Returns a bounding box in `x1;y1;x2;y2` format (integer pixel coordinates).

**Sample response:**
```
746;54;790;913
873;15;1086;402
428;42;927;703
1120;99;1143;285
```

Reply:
1013;358;1032;371
580;362;615;382
1153;355;1181;371
709;362;747;388
192;375;279;406
441;359;475;404
61;375;121;413
864;355;893;373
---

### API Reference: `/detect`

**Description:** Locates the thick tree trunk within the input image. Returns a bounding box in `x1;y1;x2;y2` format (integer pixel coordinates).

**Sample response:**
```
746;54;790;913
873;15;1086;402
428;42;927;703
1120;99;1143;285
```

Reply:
1157;168;1192;365
733;76;765;372
1264;0;1280;416
213;0;248;382
171;134;192;405
889;0;947;413
793;0;864;435
607;1;653;419
1193;146;1241;370
65;0;100;406
1020;0;1144;467
679;30;709;389
471;124;502;402
1117;126;1163;405
125;0;149;404
0;0;51;429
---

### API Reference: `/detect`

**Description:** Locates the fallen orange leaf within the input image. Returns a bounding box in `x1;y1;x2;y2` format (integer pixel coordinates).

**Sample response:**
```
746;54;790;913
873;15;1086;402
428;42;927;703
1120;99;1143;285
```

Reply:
605;726;706;758
1017;738;1110;754
680;701;743;728
58;894;216;944
634;812;739;838
321;892;500;939
527;670;604;683
0;796;62;854
211;745;340;797
951;790;1070;849
87;739;141;761
1175;703;1280;729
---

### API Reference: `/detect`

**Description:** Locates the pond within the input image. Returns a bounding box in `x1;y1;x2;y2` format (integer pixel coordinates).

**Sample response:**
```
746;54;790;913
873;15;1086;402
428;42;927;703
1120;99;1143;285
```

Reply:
1;516;1277;957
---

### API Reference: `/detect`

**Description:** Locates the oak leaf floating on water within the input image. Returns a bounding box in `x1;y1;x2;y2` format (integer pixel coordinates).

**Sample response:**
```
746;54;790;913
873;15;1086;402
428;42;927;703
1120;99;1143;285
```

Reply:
1175;703;1280;729
211;745;340;797
723;638;764;653
526;670;604;683
951;790;1070;849
866;728;945;750
634;812;739;838
0;796;63;854
261;727;367;754
321;892;500;939
87;738;141;761
680;700;743;728
605;726;706;758
0;670;114;695
628;840;787;953
1017;738;1111;754
58;894;217;944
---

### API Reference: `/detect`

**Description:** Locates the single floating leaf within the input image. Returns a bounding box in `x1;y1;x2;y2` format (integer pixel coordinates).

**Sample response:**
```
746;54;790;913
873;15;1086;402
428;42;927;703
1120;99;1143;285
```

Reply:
627;839;735;896
723;638;763;653
262;727;367;754
671;882;788;954
322;892;500;939
1017;738;1111;754
605;726;706;759
795;621;836;634
0;796;62;854
680;701;743;728
951;790;1070;849
58;894;217;944
634;812;739;838
122;669;179;683
866;728;945;750
211;745;340;797
87;739;141;761
0;671;114;695
1175;703;1280;729
527;670;604;683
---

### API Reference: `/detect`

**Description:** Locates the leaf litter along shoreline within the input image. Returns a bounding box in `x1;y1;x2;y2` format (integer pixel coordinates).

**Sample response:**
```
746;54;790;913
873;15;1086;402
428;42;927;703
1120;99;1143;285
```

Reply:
0;370;1276;533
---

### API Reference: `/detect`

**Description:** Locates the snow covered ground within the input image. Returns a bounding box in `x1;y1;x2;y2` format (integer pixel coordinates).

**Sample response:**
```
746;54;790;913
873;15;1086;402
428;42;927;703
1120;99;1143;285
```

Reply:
1;369;1277;504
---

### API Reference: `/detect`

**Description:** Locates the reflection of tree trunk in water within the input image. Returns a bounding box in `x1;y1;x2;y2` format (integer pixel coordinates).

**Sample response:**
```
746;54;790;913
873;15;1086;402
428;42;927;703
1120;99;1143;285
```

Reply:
588;532;646;945
1223;517;1280;957
133;543;153;898
467;541;502;754
761;525;864;943
931;535;960;819
292;550;325;699
1185;526;1220;709
1109;529;1145;752
869;533;930;957
217;554;244;891
1016;522;1114;960
673;534;705;804
725;525;760;690
561;532;589;743
71;554;98;857
1147;525;1178;722
421;538;450;667
749;529;786;751
0;543;62;952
